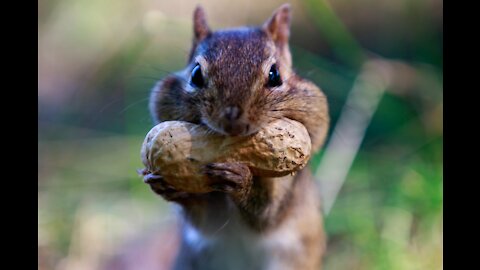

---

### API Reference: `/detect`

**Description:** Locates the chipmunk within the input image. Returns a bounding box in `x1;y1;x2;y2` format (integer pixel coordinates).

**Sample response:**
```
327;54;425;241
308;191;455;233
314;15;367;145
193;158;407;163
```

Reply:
145;4;329;270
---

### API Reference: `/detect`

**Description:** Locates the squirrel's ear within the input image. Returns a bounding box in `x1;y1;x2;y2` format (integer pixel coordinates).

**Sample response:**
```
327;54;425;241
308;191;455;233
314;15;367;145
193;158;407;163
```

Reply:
262;4;291;46
193;6;211;42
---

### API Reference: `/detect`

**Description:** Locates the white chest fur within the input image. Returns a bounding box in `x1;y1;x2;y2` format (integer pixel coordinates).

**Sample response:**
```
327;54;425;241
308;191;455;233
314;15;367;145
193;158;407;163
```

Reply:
176;213;301;270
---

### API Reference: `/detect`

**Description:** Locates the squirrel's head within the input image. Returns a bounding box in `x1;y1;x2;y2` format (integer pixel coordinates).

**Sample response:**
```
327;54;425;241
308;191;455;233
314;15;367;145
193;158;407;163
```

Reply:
151;4;299;137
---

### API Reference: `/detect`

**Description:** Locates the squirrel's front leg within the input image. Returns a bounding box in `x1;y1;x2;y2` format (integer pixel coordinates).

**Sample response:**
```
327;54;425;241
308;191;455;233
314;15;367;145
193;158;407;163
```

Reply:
203;162;253;205
203;163;298;232
139;169;193;204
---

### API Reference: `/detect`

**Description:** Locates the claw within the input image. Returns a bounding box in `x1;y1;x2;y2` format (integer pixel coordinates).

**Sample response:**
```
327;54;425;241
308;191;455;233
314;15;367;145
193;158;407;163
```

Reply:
143;173;164;184
204;163;215;169
137;168;149;176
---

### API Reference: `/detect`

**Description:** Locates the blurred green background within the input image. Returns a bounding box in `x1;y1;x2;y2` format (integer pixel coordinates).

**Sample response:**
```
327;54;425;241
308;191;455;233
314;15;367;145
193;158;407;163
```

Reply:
38;0;442;269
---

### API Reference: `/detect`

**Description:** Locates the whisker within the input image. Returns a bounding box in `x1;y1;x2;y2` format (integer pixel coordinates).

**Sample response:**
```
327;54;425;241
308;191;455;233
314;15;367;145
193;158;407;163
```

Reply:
118;97;150;114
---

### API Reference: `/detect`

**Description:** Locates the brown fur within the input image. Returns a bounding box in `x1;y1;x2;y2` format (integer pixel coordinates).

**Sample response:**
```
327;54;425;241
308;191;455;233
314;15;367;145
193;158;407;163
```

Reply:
146;4;329;270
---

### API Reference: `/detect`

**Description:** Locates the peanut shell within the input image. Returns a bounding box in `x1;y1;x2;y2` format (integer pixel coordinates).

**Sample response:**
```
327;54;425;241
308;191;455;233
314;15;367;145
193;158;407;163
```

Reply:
141;118;311;193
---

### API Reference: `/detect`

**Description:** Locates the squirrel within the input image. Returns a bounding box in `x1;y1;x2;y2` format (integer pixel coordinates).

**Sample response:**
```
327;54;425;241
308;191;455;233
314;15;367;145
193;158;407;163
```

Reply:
144;4;329;270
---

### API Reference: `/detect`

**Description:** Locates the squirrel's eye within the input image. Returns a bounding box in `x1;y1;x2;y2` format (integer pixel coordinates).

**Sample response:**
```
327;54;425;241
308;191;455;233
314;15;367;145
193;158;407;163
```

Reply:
190;64;205;88
267;64;282;87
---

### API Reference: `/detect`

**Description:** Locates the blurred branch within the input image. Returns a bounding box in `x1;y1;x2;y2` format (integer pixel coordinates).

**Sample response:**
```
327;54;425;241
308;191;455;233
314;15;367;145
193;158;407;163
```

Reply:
315;56;442;215
315;59;393;215
302;0;367;68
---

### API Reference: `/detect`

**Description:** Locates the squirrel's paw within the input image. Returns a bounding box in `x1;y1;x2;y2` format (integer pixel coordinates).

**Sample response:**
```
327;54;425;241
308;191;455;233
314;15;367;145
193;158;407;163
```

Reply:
203;162;252;197
138;169;191;202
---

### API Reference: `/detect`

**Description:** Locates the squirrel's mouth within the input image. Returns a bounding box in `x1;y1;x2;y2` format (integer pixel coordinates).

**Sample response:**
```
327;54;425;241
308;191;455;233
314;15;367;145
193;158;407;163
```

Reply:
200;117;230;136
201;117;257;137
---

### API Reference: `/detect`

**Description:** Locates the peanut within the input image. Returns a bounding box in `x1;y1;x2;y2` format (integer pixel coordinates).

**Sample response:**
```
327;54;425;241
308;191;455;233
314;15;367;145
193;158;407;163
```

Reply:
141;118;311;193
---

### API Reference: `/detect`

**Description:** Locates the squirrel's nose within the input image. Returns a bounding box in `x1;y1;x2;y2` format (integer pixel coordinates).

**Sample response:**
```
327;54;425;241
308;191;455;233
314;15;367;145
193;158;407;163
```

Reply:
223;106;242;121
